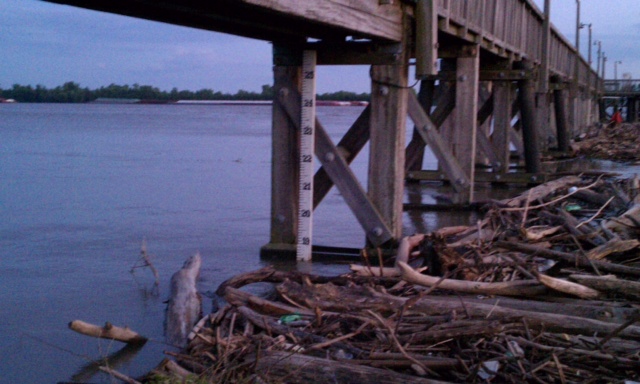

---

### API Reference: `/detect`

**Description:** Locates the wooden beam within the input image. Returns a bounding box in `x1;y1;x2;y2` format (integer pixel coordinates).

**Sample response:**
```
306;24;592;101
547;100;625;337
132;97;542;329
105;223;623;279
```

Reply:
517;60;542;173
406;92;470;191
405;80;435;172
475;91;502;170
313;106;370;207
415;0;438;78
406;170;549;185
552;77;570;152
493;82;514;173
266;65;301;248
275;42;404;66
405;80;455;172
278;83;393;246
45;0;405;42
453;45;480;201
369;60;409;240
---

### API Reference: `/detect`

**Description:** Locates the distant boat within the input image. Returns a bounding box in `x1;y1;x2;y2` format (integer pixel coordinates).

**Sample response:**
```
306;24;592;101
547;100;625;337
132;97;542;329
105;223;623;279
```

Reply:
0;98;17;103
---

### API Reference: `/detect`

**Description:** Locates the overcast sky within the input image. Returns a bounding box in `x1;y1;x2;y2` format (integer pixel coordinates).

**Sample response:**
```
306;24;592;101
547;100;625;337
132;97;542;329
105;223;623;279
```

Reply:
1;0;638;93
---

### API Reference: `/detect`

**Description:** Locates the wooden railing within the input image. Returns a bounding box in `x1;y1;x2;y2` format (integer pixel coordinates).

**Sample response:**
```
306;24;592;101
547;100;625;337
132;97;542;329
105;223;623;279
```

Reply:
436;0;598;89
603;80;640;95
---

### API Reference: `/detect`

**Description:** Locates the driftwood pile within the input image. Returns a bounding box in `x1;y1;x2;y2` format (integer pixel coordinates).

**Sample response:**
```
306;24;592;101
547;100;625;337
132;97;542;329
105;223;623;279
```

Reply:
145;175;640;383
572;123;640;161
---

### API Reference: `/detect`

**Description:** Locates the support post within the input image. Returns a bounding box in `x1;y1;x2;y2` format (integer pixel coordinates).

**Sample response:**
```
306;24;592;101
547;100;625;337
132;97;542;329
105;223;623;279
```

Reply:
369;60;409;240
517;61;541;173
493;82;513;173
261;54;301;257
553;82;570;152
452;45;480;201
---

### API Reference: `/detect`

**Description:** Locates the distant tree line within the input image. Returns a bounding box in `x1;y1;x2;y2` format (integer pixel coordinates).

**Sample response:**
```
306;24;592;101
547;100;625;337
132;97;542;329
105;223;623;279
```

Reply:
0;82;370;103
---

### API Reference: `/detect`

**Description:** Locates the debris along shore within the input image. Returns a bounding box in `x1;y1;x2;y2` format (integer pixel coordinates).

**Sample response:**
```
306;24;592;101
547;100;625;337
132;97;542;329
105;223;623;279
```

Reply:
142;175;640;384
572;122;640;162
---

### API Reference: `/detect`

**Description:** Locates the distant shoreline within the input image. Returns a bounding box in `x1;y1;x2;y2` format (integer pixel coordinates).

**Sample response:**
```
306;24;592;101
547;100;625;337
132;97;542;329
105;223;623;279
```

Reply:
91;98;369;106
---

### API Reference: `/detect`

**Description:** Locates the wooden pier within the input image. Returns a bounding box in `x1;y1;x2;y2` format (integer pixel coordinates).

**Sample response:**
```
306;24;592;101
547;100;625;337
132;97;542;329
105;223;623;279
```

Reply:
46;0;603;258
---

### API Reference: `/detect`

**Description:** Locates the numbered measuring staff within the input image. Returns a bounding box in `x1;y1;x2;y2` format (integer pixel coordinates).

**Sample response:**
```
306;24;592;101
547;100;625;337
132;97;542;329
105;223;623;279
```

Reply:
297;50;317;262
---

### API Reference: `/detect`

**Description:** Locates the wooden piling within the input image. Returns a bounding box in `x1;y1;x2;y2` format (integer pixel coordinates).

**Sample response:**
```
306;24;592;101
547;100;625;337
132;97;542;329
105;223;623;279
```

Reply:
516;61;541;174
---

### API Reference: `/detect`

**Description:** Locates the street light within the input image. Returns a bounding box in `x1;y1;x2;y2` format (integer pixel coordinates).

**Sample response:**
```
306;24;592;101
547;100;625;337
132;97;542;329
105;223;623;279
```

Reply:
580;23;592;67
615;61;622;80
594;41;602;77
614;60;622;90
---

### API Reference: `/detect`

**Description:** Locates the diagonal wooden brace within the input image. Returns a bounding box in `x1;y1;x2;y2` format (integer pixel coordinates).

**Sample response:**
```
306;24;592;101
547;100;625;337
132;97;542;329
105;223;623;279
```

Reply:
277;84;393;246
406;92;470;192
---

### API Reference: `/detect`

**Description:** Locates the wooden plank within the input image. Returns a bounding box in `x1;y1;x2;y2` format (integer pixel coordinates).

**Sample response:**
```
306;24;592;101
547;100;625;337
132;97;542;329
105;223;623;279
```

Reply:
406;92;470;191
405;80;435;172
241;0;403;41
278;82;393;246
369;62;409;240
453;46;480;200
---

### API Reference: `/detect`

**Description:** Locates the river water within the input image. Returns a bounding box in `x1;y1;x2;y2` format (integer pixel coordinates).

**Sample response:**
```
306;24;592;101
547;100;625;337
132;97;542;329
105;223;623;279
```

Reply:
2;103;639;383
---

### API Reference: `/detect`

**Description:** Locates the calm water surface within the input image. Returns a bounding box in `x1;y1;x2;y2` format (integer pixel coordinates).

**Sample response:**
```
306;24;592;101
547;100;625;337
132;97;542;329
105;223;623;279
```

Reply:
2;103;638;383
0;103;379;383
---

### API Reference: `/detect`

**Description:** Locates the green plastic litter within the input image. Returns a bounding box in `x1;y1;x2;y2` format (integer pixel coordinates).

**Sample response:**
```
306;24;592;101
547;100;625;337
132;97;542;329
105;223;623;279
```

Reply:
565;204;581;212
279;314;302;324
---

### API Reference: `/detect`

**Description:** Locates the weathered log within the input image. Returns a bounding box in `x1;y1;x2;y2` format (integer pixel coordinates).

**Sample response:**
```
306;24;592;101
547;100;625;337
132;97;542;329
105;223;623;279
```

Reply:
569;274;640;300
585;239;640;260
495;240;640;277
276;280;640;340
395;234;426;265
462;296;638;324
350;264;402;277
166;253;202;348
68;320;147;344
215;265;400;296
503;176;581;207
398;261;547;297
223;286;315;317
252;351;454;384
603;203;640;239
535;273;603;299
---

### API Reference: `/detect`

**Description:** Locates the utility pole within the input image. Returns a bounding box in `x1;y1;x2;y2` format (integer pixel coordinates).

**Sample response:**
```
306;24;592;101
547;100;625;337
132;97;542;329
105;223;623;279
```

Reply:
594;41;601;80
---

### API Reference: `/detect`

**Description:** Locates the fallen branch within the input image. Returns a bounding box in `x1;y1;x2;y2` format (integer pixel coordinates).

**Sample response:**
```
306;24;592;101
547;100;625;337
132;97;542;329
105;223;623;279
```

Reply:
398;261;547;297
68;320;147;345
535;273;603;300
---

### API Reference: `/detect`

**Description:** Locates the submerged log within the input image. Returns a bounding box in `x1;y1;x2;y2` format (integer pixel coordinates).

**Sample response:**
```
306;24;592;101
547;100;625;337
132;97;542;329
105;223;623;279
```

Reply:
165;253;203;348
68;320;147;345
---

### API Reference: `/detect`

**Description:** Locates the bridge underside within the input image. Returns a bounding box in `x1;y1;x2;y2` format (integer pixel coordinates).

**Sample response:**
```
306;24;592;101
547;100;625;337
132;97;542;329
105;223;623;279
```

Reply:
45;0;604;257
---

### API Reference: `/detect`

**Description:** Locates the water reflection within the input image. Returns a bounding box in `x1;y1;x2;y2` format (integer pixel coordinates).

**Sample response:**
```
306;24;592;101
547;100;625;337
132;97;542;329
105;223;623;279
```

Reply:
70;343;146;383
